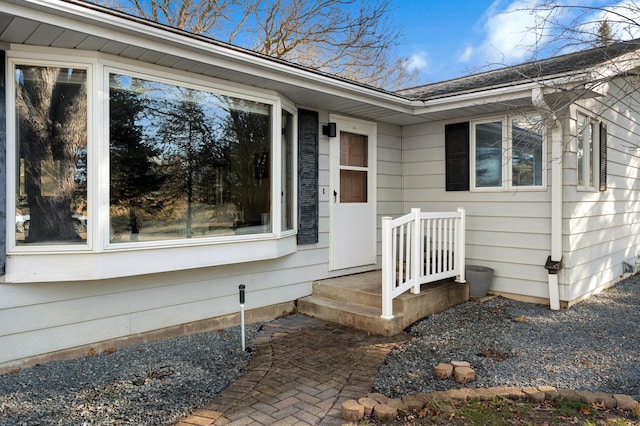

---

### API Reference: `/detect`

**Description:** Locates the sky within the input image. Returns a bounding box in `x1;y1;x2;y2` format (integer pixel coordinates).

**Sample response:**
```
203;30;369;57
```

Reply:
391;0;640;85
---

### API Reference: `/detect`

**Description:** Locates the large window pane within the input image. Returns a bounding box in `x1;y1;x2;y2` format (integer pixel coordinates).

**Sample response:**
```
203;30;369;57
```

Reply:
109;73;272;243
15;65;88;245
511;116;543;186
475;121;503;187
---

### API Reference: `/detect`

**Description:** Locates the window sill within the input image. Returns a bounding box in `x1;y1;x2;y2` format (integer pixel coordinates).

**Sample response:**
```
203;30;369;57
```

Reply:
3;235;297;283
470;186;547;192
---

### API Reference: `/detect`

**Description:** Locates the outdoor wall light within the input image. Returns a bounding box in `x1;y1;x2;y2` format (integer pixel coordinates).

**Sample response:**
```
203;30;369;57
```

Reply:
322;122;337;137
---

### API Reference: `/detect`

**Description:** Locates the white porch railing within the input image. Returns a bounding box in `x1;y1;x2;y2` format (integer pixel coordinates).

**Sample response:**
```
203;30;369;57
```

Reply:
381;208;466;319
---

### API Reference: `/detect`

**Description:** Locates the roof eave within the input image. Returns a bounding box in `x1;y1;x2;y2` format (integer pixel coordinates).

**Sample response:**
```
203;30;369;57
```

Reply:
7;0;415;112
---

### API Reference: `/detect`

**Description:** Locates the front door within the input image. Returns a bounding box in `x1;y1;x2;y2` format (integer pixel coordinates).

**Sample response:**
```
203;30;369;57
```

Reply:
329;115;376;271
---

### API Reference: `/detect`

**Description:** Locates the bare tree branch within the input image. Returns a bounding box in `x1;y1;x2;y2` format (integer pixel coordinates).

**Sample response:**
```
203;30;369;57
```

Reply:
93;0;417;89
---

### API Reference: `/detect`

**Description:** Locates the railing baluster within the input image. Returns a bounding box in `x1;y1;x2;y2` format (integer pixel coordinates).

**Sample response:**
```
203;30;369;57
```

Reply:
411;208;421;294
446;218;452;271
381;208;466;319
428;219;432;276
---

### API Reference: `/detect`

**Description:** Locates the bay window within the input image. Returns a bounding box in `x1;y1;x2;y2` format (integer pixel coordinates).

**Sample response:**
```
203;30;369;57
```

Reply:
7;56;297;280
471;115;545;191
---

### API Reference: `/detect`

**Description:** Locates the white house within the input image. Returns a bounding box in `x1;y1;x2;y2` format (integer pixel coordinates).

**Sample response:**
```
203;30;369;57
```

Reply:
1;0;640;369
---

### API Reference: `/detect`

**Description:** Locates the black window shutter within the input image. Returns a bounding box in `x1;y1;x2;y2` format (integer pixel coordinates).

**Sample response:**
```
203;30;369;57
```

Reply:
0;51;6;274
599;122;607;192
297;109;319;244
445;122;470;191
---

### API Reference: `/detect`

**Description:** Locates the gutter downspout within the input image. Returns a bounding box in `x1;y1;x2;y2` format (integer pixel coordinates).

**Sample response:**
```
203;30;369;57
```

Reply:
532;87;562;310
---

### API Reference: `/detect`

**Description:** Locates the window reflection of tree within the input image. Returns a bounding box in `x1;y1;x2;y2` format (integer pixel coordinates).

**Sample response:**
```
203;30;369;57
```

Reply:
109;75;164;241
16;66;87;244
109;75;272;241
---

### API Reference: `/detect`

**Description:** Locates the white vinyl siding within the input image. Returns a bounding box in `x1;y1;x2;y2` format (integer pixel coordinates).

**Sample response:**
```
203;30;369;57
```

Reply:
564;79;640;302
402;121;552;301
376;122;403;267
0;257;321;364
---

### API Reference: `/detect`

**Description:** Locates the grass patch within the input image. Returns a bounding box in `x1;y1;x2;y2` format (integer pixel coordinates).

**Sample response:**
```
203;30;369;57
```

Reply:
362;397;640;425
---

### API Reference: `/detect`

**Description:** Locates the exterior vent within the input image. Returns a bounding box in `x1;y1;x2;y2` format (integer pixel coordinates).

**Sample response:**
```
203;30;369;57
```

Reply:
622;257;640;274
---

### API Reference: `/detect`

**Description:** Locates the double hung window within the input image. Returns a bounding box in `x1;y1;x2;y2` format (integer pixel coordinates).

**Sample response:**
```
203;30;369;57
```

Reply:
471;115;545;191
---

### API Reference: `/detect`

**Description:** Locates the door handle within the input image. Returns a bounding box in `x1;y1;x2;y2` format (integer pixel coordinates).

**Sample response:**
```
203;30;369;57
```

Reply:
333;190;337;203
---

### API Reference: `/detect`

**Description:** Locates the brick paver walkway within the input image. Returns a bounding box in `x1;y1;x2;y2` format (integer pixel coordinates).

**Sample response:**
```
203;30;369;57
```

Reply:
175;315;410;425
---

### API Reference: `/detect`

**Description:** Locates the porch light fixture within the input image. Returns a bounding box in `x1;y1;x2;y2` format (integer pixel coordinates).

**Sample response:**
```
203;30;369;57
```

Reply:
322;122;337;137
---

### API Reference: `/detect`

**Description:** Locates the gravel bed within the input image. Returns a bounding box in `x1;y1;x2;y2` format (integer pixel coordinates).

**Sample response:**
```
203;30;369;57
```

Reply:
0;323;261;425
373;274;640;401
2;276;639;425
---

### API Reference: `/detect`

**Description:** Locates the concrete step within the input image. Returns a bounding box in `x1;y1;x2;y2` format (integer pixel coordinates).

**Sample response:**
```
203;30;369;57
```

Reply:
311;281;384;308
297;271;469;336
297;295;406;337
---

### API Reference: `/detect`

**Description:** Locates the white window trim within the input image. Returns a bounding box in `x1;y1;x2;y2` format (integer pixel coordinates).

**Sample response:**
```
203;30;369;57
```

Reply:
6;57;95;253
280;101;298;236
470;114;547;192
4;50;299;282
576;112;599;192
101;64;285;250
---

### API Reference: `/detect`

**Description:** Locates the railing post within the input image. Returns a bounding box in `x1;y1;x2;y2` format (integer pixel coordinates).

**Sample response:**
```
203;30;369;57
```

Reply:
411;208;421;294
381;216;394;319
456;207;466;283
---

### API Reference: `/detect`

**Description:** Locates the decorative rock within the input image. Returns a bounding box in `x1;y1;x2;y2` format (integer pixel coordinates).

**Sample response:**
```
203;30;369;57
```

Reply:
453;366;475;383
386;398;405;411
537;385;558;400
593;392;617;409
367;392;391;405
357;397;377;416
434;363;454;379
487;387;512;399
522;387;546;403
497;386;525;400
614;394;639;410
557;388;581;402
373;403;397;422
341;399;364;422
444;388;472;400
450;360;471;368
414;392;434;404
429;391;450;401
402;395;424;411
575;390;598;404
470;388;496;401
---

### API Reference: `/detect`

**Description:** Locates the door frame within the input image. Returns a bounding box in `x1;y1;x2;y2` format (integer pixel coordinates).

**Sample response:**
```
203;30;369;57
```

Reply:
328;114;377;271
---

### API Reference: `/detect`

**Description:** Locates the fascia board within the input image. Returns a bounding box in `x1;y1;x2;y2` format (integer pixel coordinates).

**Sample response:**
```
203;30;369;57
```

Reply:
591;50;640;80
410;74;593;116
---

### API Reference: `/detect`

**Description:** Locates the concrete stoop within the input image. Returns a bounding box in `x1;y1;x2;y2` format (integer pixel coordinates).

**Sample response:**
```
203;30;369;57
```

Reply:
297;271;469;336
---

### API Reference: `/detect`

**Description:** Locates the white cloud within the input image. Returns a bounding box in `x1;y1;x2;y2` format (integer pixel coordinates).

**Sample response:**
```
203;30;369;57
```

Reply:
458;46;474;63
483;1;544;61
466;0;640;70
407;51;428;72
581;1;640;41
463;0;554;68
